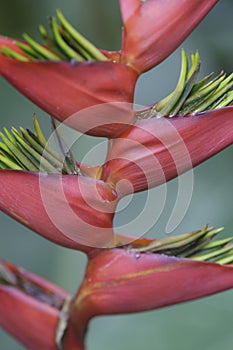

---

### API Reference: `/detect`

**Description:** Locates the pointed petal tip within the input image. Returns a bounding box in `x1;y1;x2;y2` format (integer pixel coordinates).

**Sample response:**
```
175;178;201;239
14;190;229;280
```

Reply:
120;0;219;72
73;248;233;320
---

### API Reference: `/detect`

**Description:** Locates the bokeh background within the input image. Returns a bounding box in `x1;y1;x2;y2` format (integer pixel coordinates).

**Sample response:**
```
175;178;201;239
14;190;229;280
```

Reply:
1;1;233;349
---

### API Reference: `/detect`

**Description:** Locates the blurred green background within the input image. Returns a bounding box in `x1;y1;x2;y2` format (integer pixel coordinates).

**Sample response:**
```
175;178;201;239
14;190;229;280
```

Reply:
0;1;233;349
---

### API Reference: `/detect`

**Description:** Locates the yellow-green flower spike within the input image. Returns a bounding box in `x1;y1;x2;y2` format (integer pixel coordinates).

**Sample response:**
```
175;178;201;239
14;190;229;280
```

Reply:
51;118;82;176
0;47;30;62
0;115;81;175
22;33;61;61
137;50;233;120
1;10;108;63
50;17;84;61
56;9;108;61
131;226;233;265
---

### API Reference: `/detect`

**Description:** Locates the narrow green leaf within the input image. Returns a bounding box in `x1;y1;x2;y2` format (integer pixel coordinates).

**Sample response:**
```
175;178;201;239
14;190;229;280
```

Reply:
51;118;81;175
212;91;233;109
3;127;17;145
0;116;82;175
0;154;23;170
58;26;92;60
215;252;233;265
20;127;63;170
50;17;85;61
190;73;233;112
0;131;38;171
182;72;225;109
38;25;66;60
200;236;233;250
169;62;200;116
0;142;12;155
57;9;107;61
33;114;47;145
137;50;233;120
33;115;64;162
22;33;61;61
16;41;44;60
190;72;214;94
187;51;199;80
134;226;212;253
11;128;59;173
180;228;223;258
0;47;29;61
189;244;233;261
0;161;9;170
1;10;108;63
0;141;23;166
39;25;47;39
160;49;189;114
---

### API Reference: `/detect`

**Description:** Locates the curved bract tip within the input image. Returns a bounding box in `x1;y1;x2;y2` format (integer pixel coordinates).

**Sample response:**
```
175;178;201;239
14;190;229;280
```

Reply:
120;0;218;73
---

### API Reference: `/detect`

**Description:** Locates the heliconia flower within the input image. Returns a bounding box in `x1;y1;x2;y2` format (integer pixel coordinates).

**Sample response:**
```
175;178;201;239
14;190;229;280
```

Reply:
0;260;84;350
71;228;233;329
0;9;138;138
0;116;138;251
101;52;233;195
2;228;233;349
0;2;219;137
120;0;218;73
101;107;233;195
0;170;118;251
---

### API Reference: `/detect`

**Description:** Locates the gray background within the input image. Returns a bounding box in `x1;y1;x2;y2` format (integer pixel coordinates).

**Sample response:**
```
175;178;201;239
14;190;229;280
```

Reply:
0;1;233;349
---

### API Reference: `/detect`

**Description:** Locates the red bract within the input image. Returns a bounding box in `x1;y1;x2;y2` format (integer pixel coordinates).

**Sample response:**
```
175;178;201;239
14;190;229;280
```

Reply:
101;107;233;195
0;260;83;350
1;2;233;349
0;170;118;251
0;0;219;138
120;0;218;73
71;248;233;325
0;36;137;138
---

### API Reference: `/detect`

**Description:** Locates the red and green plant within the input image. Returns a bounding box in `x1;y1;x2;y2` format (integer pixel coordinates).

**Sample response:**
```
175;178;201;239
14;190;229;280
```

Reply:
0;1;233;349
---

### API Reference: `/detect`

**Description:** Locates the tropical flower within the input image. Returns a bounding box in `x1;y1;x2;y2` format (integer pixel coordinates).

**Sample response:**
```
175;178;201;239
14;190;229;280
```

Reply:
70;227;233;333
0;13;137;138
0;1;219;137
1;2;233;349
0;118;119;251
2;227;233;350
101;52;233;195
101;107;233;195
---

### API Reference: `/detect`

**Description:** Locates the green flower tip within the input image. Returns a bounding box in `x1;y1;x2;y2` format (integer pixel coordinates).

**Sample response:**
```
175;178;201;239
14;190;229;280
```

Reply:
0;10;108;63
132;226;233;265
138;50;233;119
0;115;81;175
